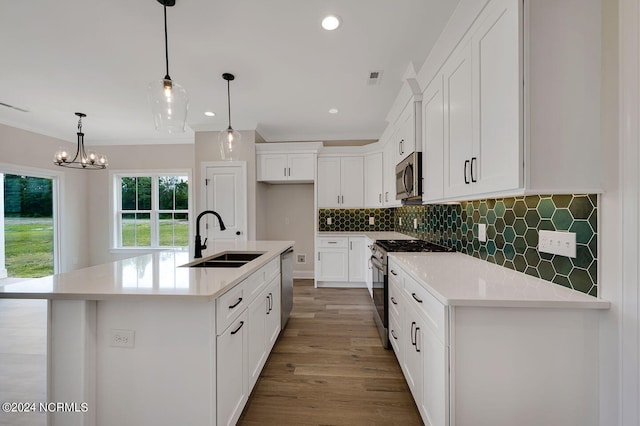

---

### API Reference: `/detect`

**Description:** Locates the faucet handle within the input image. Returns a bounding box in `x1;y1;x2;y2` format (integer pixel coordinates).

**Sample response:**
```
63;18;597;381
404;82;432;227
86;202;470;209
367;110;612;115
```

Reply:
202;237;208;250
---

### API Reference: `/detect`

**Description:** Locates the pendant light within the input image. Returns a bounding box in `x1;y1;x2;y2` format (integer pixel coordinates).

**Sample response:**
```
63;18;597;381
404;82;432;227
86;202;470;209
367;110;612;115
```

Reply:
219;73;242;161
53;113;108;170
148;0;188;134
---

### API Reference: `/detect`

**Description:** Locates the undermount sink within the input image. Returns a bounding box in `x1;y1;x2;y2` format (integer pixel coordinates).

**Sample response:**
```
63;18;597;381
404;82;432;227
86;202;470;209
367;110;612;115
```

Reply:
186;251;265;268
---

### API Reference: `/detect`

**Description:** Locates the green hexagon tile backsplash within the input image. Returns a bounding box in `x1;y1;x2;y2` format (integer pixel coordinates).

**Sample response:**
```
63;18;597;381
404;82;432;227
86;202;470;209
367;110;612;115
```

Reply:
319;194;598;296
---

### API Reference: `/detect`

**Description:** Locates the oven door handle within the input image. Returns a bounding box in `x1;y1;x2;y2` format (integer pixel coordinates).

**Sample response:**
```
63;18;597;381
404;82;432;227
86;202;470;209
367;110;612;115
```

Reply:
370;256;384;271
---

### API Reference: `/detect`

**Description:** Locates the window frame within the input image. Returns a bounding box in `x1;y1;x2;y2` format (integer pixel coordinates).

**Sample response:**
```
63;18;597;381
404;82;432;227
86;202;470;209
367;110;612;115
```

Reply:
110;170;192;252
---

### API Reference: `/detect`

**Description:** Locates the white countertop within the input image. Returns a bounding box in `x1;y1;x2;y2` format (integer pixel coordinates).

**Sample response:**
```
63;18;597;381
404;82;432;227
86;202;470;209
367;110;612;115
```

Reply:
317;231;413;240
389;252;609;309
0;240;294;302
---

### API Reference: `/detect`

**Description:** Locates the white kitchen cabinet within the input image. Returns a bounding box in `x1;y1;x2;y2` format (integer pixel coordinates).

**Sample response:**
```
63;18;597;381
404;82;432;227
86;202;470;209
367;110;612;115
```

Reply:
348;237;366;282
317;156;364;208
422;74;445;202
257;152;316;183
265;275;281;351
247;274;282;390
395;100;421;163
419;0;601;202
383;139;401;207
402;298;424;405
364;152;384;207
217;311;248;426
316;237;349;282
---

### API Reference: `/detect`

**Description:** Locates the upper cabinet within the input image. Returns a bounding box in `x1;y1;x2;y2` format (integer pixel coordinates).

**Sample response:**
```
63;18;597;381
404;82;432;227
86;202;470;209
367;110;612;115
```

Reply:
419;0;602;203
393;100;422;165
256;142;323;184
364;152;384;208
317;156;364;208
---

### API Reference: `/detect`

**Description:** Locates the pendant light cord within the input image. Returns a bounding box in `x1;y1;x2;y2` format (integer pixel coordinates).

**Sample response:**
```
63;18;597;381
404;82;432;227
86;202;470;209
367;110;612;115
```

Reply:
227;79;232;129
163;3;170;80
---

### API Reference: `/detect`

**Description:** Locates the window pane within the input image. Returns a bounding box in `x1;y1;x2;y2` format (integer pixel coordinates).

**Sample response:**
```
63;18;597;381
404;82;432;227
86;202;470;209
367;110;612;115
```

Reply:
159;213;189;247
158;176;175;210
175;176;189;210
121;213;136;246
121;177;136;210
137;177;152;211
121;213;151;247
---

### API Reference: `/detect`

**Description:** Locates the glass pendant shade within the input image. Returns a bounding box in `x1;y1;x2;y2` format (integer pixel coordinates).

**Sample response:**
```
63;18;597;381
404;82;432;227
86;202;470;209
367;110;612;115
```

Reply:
148;77;188;134
219;127;242;160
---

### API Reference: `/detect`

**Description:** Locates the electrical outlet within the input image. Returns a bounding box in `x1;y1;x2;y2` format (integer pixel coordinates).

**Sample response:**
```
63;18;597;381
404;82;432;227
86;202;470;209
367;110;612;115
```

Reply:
110;329;135;348
399;217;403;226
538;230;576;258
296;254;306;264
326;217;332;225
477;223;487;242
413;218;418;229
369;217;375;225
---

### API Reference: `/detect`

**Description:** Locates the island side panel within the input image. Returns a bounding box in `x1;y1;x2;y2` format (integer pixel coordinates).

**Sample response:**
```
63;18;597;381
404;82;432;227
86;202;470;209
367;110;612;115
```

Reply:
95;300;215;426
450;306;600;426
48;299;97;426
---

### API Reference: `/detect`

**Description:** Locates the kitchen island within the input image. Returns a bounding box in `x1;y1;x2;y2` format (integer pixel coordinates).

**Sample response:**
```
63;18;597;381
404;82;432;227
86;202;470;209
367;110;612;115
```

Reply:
0;240;294;426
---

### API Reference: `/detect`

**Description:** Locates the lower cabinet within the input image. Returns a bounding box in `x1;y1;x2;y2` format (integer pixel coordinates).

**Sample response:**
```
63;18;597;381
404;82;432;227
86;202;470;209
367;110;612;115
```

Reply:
217;311;248;426
217;257;282;426
248;275;281;390
316;235;368;286
389;257;600;426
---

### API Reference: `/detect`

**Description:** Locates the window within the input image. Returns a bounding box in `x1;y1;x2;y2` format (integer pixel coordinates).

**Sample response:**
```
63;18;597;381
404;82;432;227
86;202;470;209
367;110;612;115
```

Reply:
114;173;190;249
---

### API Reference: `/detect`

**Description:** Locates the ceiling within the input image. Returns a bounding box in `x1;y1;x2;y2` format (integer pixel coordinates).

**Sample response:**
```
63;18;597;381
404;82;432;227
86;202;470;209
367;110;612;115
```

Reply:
0;0;459;146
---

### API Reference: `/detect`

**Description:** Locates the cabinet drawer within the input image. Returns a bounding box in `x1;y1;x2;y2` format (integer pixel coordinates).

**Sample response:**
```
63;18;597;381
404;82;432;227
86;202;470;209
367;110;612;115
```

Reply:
389;274;402;321
216;280;247;335
403;274;446;342
317;237;348;248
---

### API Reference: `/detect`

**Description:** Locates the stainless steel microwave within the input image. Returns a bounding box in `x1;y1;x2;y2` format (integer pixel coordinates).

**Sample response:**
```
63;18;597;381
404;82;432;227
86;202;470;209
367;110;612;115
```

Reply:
396;152;422;202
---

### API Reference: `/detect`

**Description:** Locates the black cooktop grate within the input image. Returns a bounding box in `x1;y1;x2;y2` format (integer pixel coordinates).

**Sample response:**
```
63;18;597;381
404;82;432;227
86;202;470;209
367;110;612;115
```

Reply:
374;239;455;253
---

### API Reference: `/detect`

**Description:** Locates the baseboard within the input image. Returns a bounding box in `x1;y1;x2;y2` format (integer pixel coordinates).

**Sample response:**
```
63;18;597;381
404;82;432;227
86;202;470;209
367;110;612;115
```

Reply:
316;281;367;288
294;270;314;279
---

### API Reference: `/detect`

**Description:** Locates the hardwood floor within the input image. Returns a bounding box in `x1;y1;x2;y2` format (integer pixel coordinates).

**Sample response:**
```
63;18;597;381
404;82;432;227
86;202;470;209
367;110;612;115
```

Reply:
238;280;422;426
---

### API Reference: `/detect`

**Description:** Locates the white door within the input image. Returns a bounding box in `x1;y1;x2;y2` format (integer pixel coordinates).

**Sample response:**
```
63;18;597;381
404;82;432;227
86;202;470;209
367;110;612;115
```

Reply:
423;74;445;202
348;237;367;282
287;153;315;181
443;40;474;198
472;0;521;195
365;153;383;207
216;312;248;426
317;157;341;208
204;163;247;240
340;156;364;208
316;249;348;281
383;140;401;207
258;154;288;181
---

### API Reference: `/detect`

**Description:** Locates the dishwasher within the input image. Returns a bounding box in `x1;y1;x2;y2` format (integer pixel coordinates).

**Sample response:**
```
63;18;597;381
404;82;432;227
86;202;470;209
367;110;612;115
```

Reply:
280;247;294;328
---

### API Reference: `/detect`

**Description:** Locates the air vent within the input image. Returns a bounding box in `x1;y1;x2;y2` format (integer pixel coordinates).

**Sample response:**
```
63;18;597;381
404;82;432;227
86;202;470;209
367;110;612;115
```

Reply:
0;102;29;113
367;70;383;85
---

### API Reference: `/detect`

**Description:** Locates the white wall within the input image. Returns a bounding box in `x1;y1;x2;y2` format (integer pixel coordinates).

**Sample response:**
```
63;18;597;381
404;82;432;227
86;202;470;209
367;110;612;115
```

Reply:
86;143;196;265
0;123;89;272
260;183;315;278
599;0;621;424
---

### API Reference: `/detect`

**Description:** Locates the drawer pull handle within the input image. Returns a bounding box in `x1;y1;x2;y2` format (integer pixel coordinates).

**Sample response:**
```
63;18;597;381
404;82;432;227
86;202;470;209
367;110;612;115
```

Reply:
414;326;421;352
390;297;397;305
390;270;398;276
266;294;271;314
269;292;273;312
410;322;416;346
411;293;423;303
391;329;398;340
230;321;244;335
229;297;243;309
328;241;337;244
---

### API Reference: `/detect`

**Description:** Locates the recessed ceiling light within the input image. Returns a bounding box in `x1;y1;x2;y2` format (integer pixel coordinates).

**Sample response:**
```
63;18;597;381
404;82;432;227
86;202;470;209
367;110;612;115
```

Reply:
204;111;215;117
328;108;339;114
322;15;341;31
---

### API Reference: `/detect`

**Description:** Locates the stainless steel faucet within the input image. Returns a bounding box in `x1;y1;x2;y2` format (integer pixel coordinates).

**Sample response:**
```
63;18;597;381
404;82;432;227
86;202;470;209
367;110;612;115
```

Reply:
194;210;226;258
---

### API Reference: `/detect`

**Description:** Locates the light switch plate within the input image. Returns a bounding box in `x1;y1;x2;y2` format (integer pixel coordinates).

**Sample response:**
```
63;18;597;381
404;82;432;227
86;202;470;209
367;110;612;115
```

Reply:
369;217;375;225
413;218;418;229
539;230;576;258
327;217;332;225
477;223;487;242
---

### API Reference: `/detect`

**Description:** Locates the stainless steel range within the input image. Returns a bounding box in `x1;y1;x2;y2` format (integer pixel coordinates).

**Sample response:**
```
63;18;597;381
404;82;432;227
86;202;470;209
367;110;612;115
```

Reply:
370;239;454;348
